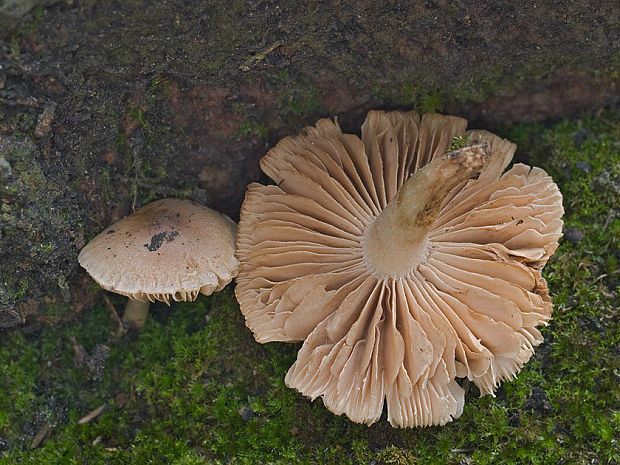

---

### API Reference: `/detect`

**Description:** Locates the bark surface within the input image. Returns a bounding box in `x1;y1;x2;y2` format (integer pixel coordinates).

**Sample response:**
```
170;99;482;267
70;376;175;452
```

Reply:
0;0;618;327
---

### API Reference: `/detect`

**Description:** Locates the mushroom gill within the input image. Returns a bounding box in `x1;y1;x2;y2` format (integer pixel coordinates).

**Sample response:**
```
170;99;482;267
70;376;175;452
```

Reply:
235;111;564;427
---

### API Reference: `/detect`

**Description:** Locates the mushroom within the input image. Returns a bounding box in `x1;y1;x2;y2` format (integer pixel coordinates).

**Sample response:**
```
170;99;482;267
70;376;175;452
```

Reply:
79;198;239;329
235;111;563;427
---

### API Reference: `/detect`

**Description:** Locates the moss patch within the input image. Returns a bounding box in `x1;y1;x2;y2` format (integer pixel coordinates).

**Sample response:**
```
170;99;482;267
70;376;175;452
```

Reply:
1;112;618;464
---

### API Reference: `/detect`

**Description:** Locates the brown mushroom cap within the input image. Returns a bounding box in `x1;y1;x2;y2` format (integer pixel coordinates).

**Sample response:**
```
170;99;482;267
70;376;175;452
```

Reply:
79;198;239;304
235;111;563;427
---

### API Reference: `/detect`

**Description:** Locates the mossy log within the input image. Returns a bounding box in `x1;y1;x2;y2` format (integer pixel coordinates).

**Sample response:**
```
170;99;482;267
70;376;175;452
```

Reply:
0;0;618;327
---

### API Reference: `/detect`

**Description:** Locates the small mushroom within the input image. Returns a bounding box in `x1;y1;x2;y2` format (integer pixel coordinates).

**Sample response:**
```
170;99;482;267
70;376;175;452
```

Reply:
79;198;239;329
235;111;563;427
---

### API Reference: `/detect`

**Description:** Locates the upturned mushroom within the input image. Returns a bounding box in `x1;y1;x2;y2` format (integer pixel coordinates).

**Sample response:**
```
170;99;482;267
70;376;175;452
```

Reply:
235;111;563;427
79;198;239;329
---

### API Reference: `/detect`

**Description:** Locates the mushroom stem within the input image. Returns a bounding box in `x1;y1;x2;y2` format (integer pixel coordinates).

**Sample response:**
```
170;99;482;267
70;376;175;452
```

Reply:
363;142;490;278
122;299;150;329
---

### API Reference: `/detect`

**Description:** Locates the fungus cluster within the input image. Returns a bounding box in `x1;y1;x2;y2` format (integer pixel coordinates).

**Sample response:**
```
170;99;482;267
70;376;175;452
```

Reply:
235;111;563;427
77;110;563;428
79;198;238;328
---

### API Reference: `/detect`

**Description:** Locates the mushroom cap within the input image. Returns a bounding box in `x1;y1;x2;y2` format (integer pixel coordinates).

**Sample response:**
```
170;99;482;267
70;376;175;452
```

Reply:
79;198;239;304
235;111;563;427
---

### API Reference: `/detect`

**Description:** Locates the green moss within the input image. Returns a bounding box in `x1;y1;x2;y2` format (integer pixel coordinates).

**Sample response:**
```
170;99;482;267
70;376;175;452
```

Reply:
149;76;172;99
11;280;28;299
1;112;619;464
6;5;45;59
417;90;444;114
378;51;620;115
447;135;469;152
237;121;269;139
279;90;321;119
127;108;150;129
100;168;113;201
233;104;270;140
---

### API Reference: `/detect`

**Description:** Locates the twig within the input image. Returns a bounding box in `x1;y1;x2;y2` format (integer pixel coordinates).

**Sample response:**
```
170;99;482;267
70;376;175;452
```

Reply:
78;403;108;425
30;421;54;449
240;41;283;71
30;410;61;449
102;293;125;334
602;209;615;232
69;335;86;366
593;274;608;284
128;128;144;212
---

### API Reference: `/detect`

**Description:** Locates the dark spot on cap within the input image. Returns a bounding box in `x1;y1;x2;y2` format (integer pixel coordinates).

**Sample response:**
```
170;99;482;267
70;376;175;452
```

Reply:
145;232;167;251
144;230;179;251
106;229;116;234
